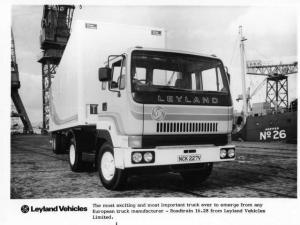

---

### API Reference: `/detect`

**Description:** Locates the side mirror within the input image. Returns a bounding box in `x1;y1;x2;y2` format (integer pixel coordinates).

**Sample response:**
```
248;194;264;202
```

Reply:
98;67;112;81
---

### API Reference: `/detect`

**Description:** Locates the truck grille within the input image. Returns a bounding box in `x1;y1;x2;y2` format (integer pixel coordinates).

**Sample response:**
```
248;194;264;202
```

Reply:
156;122;218;133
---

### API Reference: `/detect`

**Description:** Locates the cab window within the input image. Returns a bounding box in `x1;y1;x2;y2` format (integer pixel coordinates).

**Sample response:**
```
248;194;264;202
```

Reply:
111;58;126;89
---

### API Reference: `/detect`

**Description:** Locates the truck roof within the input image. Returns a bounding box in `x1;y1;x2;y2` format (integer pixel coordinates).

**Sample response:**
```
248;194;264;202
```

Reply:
127;47;220;60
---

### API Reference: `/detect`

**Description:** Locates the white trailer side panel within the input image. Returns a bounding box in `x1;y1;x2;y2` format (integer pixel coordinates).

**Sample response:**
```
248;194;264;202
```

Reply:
49;24;81;132
50;20;166;132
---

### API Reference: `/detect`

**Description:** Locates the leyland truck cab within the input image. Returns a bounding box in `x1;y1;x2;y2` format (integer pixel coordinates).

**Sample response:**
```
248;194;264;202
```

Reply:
94;47;235;189
49;21;235;190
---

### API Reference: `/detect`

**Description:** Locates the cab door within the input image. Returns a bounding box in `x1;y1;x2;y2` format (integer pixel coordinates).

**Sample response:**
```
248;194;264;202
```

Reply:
103;56;128;136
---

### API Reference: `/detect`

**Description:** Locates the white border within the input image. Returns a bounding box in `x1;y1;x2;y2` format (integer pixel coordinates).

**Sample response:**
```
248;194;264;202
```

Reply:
1;1;299;225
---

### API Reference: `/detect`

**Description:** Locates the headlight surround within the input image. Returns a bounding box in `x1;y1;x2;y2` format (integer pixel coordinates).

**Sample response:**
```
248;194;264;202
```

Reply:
131;151;155;164
220;148;235;159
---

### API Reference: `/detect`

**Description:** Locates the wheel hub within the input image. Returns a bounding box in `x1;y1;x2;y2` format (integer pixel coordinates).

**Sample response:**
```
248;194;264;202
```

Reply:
101;152;115;181
52;137;56;150
69;144;76;166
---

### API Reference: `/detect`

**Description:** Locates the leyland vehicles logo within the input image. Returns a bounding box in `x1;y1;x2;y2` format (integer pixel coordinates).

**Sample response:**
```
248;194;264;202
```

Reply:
21;205;30;213
20;205;87;213
151;106;166;121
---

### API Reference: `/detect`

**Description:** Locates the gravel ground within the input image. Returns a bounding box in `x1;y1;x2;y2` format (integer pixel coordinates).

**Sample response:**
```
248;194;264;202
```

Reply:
10;135;297;198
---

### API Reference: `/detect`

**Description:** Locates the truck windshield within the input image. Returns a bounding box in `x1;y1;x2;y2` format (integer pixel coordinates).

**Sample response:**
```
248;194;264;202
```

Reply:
131;50;229;93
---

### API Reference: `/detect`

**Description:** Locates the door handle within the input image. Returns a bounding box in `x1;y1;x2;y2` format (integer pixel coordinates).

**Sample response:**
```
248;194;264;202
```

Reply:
102;102;107;111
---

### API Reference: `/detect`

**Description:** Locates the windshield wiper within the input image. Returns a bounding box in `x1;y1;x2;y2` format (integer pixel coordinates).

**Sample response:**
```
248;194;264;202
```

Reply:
157;86;190;92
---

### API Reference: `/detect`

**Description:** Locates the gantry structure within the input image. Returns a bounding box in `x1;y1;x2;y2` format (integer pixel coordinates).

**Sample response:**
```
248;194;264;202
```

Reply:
247;61;298;109
11;29;33;133
38;5;75;133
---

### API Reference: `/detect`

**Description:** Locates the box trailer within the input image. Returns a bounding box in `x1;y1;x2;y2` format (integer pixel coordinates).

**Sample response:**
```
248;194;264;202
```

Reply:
50;20;235;190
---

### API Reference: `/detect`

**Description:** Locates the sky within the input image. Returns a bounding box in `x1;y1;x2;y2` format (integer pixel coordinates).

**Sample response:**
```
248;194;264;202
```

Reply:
11;5;298;125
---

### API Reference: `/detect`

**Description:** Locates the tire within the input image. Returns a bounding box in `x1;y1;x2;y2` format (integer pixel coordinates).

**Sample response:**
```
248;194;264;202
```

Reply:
51;133;64;154
97;142;127;190
68;137;84;172
180;163;213;186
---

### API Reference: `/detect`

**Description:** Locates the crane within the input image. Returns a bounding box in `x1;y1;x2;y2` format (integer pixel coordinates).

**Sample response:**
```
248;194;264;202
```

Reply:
237;25;297;119
11;28;33;134
237;60;298;113
38;5;75;134
247;61;297;110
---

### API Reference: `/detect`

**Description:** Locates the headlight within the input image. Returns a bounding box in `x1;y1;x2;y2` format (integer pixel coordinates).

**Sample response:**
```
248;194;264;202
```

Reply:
228;149;235;158
220;149;227;159
143;152;153;163
132;152;143;163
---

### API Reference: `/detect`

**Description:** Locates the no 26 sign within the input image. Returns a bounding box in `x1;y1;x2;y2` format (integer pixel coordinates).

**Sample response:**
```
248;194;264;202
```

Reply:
260;129;287;141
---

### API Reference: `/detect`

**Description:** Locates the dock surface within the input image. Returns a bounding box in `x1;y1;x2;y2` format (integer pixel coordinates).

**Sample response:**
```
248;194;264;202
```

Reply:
10;135;297;198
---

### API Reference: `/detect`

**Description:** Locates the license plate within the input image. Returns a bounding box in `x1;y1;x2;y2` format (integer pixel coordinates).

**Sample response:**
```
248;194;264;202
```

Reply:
177;154;201;162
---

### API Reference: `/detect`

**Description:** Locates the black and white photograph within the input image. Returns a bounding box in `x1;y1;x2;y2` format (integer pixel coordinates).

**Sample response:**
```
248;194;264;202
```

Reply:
1;1;299;225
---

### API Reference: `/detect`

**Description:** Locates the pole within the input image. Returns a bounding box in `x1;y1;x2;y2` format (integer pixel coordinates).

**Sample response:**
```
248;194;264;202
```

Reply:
239;26;248;122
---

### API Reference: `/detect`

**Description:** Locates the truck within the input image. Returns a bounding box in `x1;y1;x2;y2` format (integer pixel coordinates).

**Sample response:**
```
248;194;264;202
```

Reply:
50;20;235;190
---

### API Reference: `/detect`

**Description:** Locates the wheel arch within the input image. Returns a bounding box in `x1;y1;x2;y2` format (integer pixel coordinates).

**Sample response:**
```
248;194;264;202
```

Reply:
95;130;113;164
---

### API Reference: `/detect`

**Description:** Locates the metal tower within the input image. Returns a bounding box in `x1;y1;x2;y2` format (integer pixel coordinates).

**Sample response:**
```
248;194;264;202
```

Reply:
238;26;248;120
247;62;298;110
38;5;75;134
11;29;33;134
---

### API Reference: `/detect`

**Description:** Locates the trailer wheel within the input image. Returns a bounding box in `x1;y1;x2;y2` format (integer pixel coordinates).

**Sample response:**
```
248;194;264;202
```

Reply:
97;142;127;190
180;163;213;186
68;137;84;172
51;133;65;154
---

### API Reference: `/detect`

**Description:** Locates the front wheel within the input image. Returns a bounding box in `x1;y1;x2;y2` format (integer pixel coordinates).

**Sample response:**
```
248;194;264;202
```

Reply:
97;142;127;190
180;163;213;186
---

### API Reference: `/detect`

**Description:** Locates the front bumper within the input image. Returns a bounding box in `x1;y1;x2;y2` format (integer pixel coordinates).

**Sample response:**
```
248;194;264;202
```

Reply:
113;145;235;169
